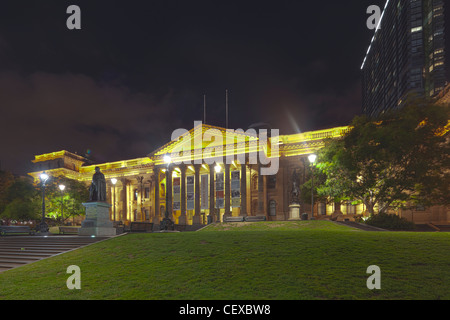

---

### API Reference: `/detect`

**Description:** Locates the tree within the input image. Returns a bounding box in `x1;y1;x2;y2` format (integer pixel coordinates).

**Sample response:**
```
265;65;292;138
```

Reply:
0;170;15;214
1;177;40;222
0;174;89;225
300;165;329;205
316;97;450;216
43;176;89;224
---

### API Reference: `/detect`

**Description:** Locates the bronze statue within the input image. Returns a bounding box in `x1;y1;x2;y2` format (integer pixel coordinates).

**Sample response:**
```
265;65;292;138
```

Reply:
88;167;107;202
290;169;301;204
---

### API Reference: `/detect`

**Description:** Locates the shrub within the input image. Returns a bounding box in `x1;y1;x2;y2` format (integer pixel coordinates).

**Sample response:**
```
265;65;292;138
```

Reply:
365;213;416;231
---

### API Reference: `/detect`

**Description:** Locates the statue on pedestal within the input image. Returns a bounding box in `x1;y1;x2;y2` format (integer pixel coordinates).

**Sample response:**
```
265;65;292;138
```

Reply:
288;169;302;220
88;167;107;202
290;169;301;204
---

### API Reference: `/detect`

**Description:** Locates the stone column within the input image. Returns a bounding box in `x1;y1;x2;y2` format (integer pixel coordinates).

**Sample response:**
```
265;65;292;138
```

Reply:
153;168;160;225
179;165;187;225
240;163;247;217
107;183;113;220
263;175;268;219
257;164;264;215
332;201;343;220
136;176;144;221
224;163;231;219
209;164;215;222
193;164;201;225
120;178;128;222
166;165;173;219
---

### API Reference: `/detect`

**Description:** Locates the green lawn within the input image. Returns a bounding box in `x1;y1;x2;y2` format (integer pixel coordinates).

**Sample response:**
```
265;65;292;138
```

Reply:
0;220;449;300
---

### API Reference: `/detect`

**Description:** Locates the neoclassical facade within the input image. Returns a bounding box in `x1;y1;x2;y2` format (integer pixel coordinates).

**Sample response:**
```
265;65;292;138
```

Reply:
28;123;449;227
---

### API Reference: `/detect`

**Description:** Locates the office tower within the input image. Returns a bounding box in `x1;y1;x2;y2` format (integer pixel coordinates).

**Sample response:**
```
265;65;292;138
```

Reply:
361;0;447;117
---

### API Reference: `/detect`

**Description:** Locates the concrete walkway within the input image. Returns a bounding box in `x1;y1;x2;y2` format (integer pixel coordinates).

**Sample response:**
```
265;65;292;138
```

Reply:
333;221;387;231
0;235;111;273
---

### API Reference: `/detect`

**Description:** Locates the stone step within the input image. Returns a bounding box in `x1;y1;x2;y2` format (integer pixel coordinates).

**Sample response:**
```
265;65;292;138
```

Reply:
0;258;39;264
0;261;28;268
0;254;43;260
0;248;71;254
0;235;113;273
0;252;53;257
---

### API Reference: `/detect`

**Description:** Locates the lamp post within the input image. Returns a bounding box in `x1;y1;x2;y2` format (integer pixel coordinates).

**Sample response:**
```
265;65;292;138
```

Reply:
59;184;65;225
111;178;117;223
38;172;49;233
308;154;317;220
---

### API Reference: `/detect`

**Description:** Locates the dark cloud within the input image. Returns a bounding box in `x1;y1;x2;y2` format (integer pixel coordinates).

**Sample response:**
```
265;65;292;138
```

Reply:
0;71;176;174
0;0;392;174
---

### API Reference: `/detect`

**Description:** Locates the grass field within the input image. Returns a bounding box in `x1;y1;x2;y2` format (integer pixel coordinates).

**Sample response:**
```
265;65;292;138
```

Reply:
0;220;449;300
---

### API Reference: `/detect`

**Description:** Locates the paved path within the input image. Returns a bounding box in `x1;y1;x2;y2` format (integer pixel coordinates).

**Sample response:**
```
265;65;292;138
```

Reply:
0;235;110;273
334;221;387;231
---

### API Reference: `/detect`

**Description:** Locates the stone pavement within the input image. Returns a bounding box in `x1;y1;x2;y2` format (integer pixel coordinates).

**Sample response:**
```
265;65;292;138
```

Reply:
0;235;110;273
333;221;387;231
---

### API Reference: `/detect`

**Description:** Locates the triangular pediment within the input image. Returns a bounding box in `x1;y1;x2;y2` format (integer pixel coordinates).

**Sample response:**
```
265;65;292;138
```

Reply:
147;123;261;165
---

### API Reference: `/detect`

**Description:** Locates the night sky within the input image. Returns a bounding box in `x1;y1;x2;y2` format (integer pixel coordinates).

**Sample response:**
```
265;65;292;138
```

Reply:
1;0;446;175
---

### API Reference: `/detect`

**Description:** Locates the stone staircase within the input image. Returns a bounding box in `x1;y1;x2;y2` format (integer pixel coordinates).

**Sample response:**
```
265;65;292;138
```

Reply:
0;235;110;273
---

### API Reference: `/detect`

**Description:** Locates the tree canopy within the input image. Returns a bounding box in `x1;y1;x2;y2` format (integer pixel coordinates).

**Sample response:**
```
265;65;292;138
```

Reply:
0;172;89;224
312;97;450;215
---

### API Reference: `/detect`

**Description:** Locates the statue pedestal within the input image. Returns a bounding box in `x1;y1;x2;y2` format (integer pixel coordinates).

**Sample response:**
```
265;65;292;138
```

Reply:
288;203;301;220
78;202;116;237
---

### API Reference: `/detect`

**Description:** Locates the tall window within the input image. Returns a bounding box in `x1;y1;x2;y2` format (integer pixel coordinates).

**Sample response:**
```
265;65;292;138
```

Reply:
346;201;356;214
318;203;326;215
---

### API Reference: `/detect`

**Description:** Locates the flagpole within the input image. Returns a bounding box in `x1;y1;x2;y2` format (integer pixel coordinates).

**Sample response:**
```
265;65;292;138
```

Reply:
203;94;206;125
226;89;229;128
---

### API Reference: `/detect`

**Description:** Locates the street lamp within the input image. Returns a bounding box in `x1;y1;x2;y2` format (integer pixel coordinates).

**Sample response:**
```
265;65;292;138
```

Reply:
59;184;65;225
111;178;117;223
38;172;49;233
308;154;317;220
164;154;171;165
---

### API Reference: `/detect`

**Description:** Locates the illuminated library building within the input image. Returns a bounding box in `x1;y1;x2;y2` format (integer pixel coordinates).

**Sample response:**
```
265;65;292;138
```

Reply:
28;120;449;228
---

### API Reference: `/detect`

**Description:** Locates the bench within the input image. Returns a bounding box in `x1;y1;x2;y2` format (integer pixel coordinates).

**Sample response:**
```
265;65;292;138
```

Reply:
0;226;35;236
223;216;245;222
59;226;79;234
130;222;154;232
245;216;266;222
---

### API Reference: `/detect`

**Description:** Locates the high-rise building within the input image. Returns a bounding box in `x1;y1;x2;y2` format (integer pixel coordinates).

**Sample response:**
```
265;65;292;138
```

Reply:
361;0;447;117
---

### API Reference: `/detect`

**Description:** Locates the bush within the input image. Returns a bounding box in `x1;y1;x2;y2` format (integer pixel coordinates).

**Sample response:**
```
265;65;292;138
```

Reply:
365;213;416;231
